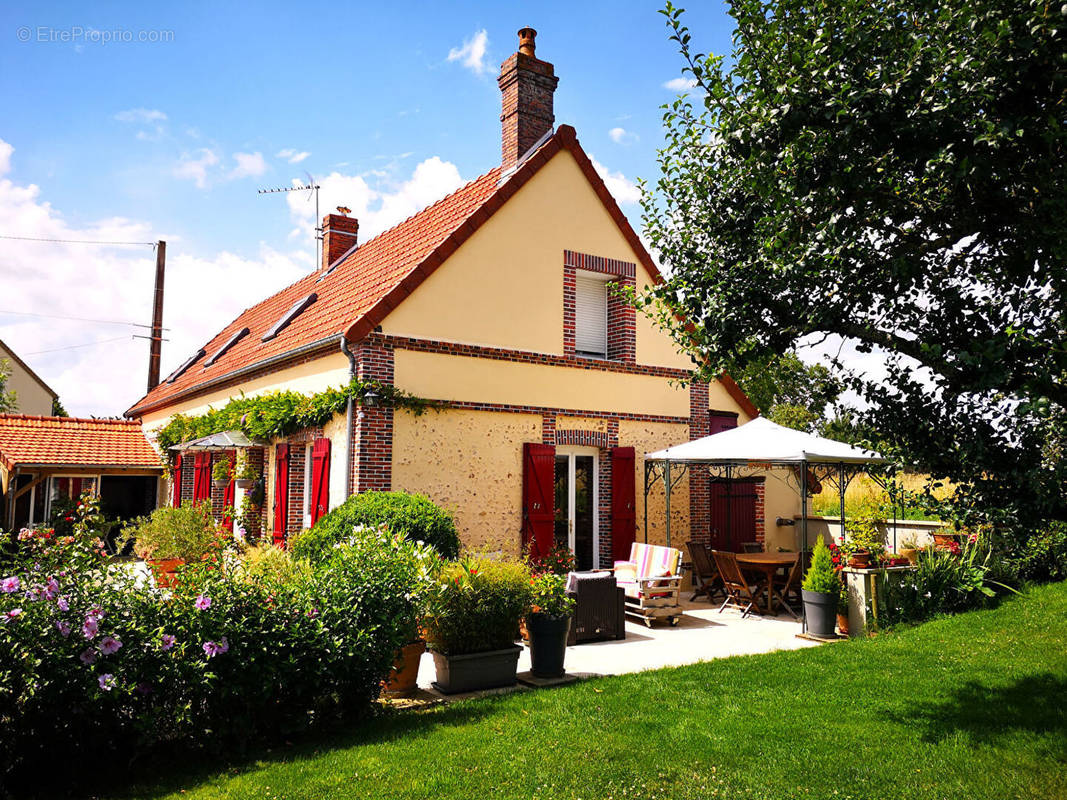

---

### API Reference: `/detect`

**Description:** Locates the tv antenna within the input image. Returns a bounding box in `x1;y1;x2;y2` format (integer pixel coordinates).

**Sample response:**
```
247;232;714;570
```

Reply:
258;174;321;267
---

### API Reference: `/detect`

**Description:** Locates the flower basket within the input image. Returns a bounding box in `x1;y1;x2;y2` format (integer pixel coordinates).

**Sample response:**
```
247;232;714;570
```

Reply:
235;478;253;490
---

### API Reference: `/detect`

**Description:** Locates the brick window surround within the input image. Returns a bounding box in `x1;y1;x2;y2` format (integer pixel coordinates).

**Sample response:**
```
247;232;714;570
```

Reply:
563;250;636;363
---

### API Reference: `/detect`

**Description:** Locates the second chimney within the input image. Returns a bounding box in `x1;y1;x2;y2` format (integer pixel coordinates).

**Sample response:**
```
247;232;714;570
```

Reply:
321;213;359;271
498;27;558;171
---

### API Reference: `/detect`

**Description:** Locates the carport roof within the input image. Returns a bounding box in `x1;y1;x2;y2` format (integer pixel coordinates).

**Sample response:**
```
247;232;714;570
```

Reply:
0;414;162;471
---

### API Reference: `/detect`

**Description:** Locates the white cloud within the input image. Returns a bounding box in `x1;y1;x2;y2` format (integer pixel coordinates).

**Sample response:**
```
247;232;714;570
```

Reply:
229;151;268;180
663;77;698;91
276;148;311;164
173;148;220;188
114;108;168;124
0;140;12;176
0;138;310;416
448;29;489;75
590;156;641;206
286;156;465;243
609;127;638;145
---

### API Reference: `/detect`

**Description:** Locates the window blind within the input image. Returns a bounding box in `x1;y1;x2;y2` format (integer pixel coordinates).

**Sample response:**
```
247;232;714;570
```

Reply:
575;274;608;356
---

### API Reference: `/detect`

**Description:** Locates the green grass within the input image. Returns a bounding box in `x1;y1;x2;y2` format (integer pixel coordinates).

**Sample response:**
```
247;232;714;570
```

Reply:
111;583;1067;800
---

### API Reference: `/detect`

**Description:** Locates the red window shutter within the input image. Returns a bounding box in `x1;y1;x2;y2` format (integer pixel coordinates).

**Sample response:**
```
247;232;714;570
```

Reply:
521;443;555;558
610;447;636;562
193;453;211;503
709;412;739;435
222;463;235;533
273;444;289;545
310;438;331;527
171;454;183;507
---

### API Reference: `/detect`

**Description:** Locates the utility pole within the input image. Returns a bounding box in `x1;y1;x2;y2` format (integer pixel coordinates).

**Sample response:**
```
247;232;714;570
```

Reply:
146;240;166;392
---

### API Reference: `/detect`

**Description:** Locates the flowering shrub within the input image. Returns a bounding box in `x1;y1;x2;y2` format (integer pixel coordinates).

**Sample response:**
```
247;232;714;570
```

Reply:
421;556;532;655
118;501;223;562
528;572;575;618
0;501;436;788
523;541;576;576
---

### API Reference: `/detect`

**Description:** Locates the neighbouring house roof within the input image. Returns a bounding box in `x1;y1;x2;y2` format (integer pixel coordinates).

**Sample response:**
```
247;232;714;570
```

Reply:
125;125;758;419
0;338;58;401
0;414;162;471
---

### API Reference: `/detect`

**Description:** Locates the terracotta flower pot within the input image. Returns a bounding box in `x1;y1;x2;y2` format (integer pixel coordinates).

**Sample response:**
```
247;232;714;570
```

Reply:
932;533;961;549
148;557;184;589
901;547;919;565
382;640;426;697
836;612;850;636
847;550;872;569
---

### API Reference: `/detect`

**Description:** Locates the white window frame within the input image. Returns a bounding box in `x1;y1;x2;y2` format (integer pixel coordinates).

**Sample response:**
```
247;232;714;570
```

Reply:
302;443;314;529
574;270;610;359
44;474;100;523
555;445;600;569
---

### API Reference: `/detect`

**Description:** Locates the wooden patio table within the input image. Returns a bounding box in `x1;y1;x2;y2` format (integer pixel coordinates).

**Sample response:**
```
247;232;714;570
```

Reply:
735;552;799;615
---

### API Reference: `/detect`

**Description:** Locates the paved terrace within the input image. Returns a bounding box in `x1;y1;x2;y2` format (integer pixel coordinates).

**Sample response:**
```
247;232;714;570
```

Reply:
415;599;821;699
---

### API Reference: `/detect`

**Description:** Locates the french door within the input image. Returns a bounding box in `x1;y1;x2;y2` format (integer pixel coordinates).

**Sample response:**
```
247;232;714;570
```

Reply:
553;448;598;570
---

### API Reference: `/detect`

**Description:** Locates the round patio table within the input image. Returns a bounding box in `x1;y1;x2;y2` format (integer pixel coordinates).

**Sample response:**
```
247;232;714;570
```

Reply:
735;552;798;615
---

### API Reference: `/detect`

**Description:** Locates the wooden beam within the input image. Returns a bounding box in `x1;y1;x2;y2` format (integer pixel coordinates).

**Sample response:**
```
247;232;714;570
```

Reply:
13;472;51;501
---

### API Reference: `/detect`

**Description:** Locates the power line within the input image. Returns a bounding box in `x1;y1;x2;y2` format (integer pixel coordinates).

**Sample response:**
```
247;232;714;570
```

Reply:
23;335;131;356
0;309;169;330
0;234;156;246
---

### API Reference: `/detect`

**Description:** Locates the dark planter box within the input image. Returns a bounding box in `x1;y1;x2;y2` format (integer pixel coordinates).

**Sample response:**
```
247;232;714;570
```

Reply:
802;588;837;637
430;645;521;694
527;613;571;678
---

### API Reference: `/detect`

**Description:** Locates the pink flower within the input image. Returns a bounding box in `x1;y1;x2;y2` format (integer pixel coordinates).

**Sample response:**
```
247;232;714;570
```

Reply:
98;673;116;692
1;576;19;593
43;578;59;600
87;606;103;619
79;648;98;665
56;596;69;612
194;595;212;611
160;634;176;651
82;617;99;639
5;608;22;621
55;620;71;637
217;636;229;654
99;636;122;655
202;636;229;657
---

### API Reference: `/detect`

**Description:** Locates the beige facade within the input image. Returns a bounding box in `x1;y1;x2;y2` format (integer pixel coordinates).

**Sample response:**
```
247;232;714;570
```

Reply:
0;340;56;416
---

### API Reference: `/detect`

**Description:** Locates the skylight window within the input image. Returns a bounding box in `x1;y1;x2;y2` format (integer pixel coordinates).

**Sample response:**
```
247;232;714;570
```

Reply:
205;327;249;367
165;348;205;384
261;293;317;342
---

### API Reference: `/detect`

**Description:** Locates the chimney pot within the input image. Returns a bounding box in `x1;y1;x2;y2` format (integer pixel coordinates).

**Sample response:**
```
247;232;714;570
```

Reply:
517;27;537;57
321;213;359;271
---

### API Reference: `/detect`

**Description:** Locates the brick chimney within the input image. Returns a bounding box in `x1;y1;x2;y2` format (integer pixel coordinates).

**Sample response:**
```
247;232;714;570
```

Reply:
498;27;558;170
321;213;359;271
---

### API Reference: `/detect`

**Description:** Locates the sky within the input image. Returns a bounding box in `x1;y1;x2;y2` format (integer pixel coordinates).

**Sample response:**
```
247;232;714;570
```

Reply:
0;1;745;417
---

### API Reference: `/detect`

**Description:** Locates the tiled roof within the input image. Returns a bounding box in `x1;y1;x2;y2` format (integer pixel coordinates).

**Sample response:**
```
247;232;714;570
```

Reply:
124;125;758;420
0;415;162;471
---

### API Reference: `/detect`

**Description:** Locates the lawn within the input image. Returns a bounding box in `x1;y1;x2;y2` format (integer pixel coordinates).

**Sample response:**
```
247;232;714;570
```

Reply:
111;582;1067;800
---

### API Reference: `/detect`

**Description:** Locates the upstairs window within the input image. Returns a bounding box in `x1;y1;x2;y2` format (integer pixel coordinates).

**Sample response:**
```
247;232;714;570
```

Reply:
205;327;249;366
166;349;205;384
574;272;608;358
262;293;317;342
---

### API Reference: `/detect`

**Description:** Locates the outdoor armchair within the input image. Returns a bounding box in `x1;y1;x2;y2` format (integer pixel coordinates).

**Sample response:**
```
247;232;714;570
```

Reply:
609;542;684;627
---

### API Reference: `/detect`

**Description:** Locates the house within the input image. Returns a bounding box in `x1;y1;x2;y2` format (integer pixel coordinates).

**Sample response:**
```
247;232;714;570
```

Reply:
125;29;801;565
0;415;162;533
0;339;58;416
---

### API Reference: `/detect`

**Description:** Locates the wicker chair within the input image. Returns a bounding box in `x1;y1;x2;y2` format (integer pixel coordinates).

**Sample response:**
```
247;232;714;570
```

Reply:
565;571;626;645
711;549;765;618
686;541;725;603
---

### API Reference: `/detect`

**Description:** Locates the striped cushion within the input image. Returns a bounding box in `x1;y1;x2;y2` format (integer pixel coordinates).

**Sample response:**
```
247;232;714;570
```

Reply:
628;543;681;578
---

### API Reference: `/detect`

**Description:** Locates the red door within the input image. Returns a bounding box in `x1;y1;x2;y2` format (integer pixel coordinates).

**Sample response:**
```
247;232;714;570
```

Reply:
710;479;760;551
521;443;555;558
310;438;331;527
273;444;289;545
222;453;235;533
610;447;636;563
193;453;211;503
171;454;183;507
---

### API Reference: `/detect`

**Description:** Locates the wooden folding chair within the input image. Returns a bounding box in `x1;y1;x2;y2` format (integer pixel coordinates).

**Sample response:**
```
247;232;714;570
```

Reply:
686;541;725;603
771;555;805;619
711;549;764;618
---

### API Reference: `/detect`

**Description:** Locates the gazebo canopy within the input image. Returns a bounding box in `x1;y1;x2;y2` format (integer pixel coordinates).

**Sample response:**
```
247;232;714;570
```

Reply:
169;430;265;451
646;417;884;466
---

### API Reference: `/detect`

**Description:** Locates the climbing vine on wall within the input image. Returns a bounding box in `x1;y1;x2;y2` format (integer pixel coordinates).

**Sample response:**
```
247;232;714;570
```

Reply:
154;378;440;468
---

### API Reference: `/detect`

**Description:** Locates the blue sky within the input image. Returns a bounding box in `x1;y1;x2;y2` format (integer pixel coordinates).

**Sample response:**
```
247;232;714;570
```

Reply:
0;2;737;416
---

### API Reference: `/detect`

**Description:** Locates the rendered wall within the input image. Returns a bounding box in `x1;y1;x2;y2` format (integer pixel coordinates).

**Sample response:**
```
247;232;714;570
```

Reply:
391;408;541;554
0;342;54;416
380;149;692;371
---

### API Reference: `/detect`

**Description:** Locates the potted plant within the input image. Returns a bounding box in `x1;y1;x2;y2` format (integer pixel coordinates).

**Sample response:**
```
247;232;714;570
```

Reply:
381;538;440;698
802;538;840;637
234;452;257;489
836;581;850;636
212;455;232;489
899;535;920;565
119;501;224;587
421;556;532;694
526;572;576;678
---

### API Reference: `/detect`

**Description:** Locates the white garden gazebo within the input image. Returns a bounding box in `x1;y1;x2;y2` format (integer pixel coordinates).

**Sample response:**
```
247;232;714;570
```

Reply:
644;417;888;556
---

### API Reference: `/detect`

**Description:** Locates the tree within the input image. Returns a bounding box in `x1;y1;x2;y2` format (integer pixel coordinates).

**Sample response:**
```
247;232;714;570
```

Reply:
50;397;68;417
731;350;842;432
642;0;1067;531
0;360;17;413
